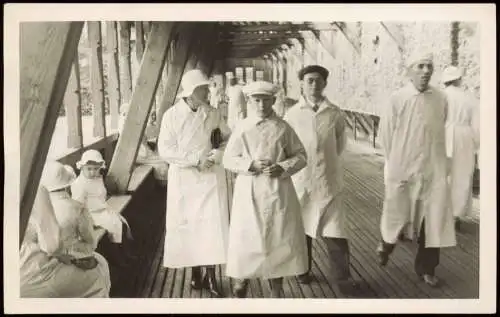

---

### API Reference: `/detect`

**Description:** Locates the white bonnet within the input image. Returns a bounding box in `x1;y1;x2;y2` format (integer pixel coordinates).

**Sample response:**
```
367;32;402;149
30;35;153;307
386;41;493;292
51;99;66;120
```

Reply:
76;149;106;170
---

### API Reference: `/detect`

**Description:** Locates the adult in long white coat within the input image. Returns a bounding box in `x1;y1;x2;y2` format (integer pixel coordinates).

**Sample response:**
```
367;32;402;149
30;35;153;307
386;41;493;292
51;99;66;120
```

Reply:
223;80;308;298
157;69;231;298
226;77;247;131
377;52;456;287
284;65;358;292
441;66;480;230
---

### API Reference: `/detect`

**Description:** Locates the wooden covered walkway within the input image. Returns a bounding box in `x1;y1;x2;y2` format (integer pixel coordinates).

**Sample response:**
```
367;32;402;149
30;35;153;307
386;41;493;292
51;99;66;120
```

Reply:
129;139;479;299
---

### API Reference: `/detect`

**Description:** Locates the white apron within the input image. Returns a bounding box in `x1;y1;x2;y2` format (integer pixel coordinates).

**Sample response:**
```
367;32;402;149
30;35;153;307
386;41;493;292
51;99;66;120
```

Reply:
223;114;309;279
285;97;348;239
158;100;231;268
444;86;479;218
378;83;456;248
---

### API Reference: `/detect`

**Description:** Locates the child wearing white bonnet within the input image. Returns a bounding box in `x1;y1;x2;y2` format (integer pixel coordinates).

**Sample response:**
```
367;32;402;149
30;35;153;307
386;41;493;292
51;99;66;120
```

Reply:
71;149;136;264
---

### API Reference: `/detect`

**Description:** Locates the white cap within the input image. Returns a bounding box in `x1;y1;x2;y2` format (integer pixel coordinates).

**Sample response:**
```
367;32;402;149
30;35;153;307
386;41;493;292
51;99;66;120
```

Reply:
41;161;77;192
441;66;462;83
179;69;210;98
76;149;106;170
405;51;434;68
243;80;278;97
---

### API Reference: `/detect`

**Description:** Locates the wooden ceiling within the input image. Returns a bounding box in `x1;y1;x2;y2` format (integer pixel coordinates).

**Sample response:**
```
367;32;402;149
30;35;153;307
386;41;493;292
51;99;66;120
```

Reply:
217;22;315;59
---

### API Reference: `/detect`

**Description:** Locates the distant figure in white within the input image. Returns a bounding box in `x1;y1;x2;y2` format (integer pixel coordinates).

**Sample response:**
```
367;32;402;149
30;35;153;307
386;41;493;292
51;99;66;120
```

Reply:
285;65;359;293
377;52;456;288
223;80;308;298
226;77;247;132
441;66;480;231
157;69;231;298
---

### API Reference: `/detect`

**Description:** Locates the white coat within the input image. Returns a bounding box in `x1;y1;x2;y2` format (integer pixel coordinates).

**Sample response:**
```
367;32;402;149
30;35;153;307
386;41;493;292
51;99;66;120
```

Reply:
223;113;309;279
21;186;111;298
158;99;231;268
226;84;247;131
284;96;348;239
379;82;456;248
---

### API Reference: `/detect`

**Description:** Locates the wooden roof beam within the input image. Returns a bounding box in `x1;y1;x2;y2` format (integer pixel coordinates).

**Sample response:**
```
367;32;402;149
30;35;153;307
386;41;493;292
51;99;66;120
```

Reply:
226;23;312;33
218;32;302;42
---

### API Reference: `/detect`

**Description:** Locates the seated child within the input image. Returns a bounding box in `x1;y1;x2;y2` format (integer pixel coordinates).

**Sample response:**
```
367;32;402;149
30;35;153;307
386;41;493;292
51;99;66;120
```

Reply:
41;160;101;270
71;149;136;264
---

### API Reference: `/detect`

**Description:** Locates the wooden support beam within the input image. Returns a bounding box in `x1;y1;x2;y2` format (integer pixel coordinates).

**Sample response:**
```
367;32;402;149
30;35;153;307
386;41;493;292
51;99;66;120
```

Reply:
64;52;83;148
106;21;121;130
219;32;303;42
310;29;337;59
119;21;133;103
156;24;198;125
20;22;84;246
135;21;145;62
227;23;312;33
379;22;404;53
332;22;361;55
106;22;176;194
87;21;107;138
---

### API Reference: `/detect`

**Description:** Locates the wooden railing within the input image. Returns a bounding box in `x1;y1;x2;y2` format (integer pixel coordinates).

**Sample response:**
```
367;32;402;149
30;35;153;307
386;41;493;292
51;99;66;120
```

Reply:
343;109;380;148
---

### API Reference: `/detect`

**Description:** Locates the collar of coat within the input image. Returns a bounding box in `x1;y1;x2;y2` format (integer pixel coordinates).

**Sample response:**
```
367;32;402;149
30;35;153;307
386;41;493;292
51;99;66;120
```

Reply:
177;98;209;121
405;82;436;96
297;95;336;114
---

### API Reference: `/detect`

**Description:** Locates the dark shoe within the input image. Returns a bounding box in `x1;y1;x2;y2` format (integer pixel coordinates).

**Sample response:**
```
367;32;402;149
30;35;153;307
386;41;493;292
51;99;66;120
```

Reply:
418;274;440;288
337;276;361;294
191;267;203;290
202;272;224;298
376;243;390;266
455;218;462;232
297;272;313;284
232;279;249;298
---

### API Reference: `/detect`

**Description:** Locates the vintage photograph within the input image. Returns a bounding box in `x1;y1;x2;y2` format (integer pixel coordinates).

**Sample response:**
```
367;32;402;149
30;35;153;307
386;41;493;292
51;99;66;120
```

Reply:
5;3;496;314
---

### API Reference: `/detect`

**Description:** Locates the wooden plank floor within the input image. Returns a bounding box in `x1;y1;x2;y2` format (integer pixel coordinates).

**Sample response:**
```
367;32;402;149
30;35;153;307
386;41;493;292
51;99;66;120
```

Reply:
136;138;479;299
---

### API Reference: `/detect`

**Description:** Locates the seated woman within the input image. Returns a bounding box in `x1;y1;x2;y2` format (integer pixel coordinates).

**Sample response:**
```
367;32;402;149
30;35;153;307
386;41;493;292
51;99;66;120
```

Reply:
20;171;111;298
119;103;169;186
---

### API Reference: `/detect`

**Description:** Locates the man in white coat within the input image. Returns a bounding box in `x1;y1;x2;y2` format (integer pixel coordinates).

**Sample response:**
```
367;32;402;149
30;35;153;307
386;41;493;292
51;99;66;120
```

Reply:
441;66;480;231
284;65;359;292
377;51;456;287
157;69;231;297
223;80;309;298
226;77;247;132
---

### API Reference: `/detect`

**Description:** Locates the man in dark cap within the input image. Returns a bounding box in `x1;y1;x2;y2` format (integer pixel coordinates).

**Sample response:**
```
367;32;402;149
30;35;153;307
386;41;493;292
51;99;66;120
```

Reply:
284;65;359;294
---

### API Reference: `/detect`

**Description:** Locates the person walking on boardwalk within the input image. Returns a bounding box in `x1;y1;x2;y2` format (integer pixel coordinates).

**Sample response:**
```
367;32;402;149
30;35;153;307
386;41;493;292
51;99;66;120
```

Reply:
157;69;232;297
284;65;359;293
226;76;247;132
223;80;309;298
441;66;480;231
377;51;456;287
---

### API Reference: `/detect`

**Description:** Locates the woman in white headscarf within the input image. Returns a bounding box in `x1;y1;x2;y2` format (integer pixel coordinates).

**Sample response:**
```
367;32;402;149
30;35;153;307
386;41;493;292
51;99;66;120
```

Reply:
20;164;111;298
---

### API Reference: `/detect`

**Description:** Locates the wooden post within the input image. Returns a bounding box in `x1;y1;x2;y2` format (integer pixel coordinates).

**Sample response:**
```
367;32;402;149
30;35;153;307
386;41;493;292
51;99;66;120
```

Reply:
64;52;83;148
157;23;198;125
106;21;121;130
106;22;176;194
353;113;357;140
135;21;145;62
119;21;133;103
20;22;84;245
87;21;107;138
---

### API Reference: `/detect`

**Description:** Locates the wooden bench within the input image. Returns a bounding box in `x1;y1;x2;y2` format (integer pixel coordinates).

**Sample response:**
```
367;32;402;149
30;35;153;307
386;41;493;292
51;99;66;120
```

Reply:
93;195;132;242
92;164;154;242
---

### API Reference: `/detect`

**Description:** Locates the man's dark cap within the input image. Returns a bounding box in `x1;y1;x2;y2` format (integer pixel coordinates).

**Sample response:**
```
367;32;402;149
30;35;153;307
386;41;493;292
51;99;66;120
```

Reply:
298;65;329;81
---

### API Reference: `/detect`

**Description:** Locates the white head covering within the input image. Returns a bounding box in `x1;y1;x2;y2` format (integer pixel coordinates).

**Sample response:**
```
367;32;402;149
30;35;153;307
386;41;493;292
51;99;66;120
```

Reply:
41;161;77;192
405;51;434;68
179;69;210;98
441;66;463;83
243;80;278;97
76;149;106;170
